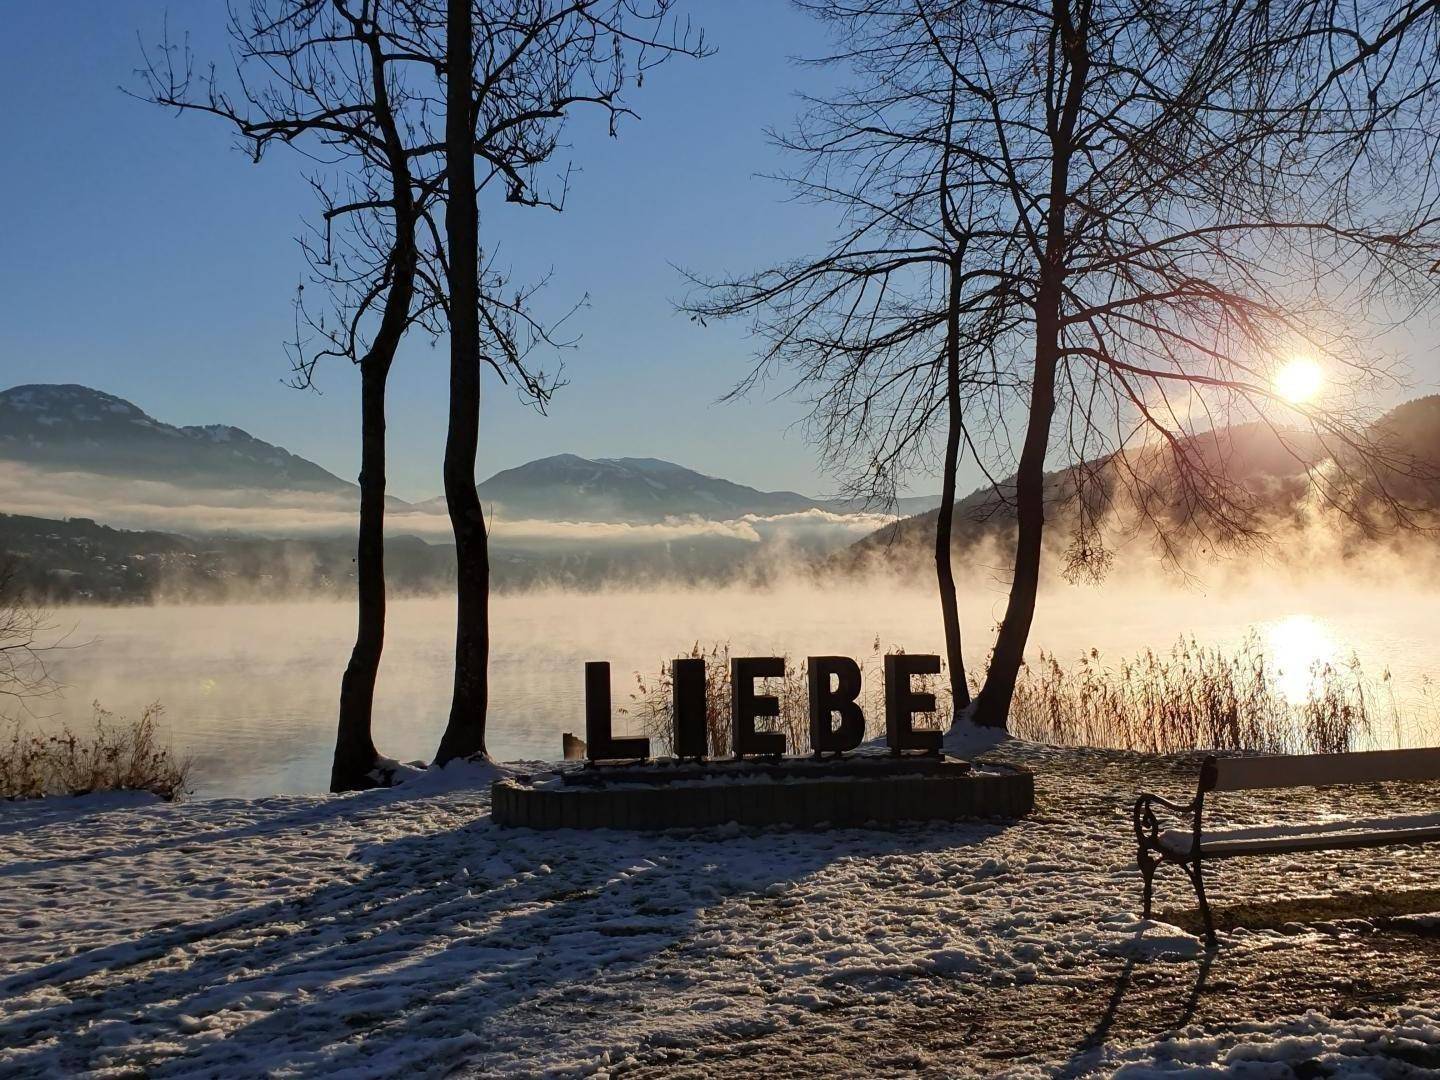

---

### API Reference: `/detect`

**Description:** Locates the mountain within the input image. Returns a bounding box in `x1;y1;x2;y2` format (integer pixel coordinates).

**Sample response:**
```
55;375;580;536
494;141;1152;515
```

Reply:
0;384;358;495
420;452;939;523
466;454;818;522
839;404;1440;571
0;384;936;536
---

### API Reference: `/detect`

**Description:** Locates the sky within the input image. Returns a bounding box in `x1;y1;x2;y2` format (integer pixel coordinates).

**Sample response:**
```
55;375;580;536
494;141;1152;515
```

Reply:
0;1;877;501
2;3;1437;504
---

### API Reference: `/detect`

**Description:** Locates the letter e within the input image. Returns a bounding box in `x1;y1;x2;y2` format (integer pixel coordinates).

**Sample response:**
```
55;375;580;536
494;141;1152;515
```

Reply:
884;653;943;754
731;656;786;757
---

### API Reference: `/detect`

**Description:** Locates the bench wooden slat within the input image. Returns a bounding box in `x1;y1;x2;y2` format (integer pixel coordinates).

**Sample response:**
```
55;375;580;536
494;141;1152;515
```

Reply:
1202;827;1440;857
1160;812;1440;858
1208;748;1440;791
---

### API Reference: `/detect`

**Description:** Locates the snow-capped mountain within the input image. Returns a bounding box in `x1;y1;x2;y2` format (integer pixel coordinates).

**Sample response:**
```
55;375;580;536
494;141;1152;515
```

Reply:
0;384;357;494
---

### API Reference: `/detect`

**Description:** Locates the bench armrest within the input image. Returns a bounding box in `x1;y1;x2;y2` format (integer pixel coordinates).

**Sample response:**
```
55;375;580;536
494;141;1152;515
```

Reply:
1134;791;1202;857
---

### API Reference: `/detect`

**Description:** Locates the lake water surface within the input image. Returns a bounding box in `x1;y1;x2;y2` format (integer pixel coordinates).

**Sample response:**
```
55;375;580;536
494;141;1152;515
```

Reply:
29;575;1439;797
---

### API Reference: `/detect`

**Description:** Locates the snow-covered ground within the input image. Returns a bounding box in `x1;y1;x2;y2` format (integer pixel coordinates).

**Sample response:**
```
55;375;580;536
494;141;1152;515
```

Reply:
3;744;1440;1077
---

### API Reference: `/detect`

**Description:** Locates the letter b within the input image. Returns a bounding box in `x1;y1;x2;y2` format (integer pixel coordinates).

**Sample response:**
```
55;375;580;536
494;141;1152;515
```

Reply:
808;656;865;754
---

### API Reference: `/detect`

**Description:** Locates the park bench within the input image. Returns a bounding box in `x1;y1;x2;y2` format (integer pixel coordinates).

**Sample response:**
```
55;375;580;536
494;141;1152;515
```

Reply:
1133;748;1440;947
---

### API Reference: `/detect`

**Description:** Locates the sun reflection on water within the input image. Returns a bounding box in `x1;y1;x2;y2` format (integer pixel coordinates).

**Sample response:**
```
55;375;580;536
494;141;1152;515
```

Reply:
1262;614;1339;702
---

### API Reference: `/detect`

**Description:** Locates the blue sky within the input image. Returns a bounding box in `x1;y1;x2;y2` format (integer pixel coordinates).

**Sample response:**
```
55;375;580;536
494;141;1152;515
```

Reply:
0;1;880;500
2;3;1436;502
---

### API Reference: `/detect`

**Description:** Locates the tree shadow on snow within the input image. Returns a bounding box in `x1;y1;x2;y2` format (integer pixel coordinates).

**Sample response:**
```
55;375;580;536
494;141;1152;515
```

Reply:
0;782;486;877
0;812;1016;1076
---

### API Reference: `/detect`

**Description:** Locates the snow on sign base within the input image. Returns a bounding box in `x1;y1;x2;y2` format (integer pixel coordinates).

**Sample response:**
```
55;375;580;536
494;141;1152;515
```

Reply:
492;759;1034;829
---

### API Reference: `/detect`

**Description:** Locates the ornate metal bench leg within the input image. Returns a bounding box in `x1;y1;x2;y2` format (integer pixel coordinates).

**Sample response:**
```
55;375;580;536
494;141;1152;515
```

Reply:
1187;859;1217;948
1139;850;1156;918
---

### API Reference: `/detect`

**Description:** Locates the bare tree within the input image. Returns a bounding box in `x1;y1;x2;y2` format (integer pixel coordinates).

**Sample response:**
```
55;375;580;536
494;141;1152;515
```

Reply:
695;0;1440;732
929;0;1440;727
142;1;634;784
137;1;452;791
0;556;59;717
683;10;1030;718
435;0;490;766
430;0;707;765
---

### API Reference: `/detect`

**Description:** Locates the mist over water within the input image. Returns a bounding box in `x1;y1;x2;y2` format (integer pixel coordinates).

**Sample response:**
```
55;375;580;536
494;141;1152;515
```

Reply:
30;572;1440;798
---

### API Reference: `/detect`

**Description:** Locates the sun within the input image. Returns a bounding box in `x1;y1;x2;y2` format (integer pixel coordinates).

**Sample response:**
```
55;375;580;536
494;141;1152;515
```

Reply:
1273;357;1324;404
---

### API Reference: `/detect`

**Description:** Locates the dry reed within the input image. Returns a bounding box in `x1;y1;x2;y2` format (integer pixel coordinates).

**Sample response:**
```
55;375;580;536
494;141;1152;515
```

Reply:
0;703;190;801
626;632;1418;756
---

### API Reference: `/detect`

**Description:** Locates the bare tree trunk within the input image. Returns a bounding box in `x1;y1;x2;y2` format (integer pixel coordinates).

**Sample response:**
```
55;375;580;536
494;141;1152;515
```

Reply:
973;0;1088;730
435;0;490;765
972;302;1058;728
328;25;419;793
332;360;390;790
936;250;971;716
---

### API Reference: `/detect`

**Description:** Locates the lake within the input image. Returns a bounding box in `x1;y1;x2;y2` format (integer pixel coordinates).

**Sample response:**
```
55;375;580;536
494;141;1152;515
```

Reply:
28;572;1440;797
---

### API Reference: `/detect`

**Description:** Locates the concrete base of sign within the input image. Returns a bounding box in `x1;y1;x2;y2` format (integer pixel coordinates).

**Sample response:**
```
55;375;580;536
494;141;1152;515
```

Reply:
492;757;1033;830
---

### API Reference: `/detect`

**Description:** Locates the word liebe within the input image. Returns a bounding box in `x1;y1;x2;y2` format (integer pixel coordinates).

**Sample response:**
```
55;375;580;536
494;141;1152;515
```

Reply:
584;653;946;763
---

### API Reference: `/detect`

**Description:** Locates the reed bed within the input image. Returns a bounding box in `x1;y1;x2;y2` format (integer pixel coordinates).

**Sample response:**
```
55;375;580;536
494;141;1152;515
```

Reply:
0;703;190;801
627;632;1422;757
1009;633;1430;754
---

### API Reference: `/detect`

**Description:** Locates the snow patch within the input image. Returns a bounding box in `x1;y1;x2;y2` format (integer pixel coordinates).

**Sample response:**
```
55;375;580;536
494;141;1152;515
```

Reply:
4;746;1439;1076
384;755;517;795
943;715;1013;757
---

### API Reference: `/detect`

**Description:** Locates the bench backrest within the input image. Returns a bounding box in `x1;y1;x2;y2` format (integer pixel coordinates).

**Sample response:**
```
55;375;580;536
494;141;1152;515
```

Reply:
1204;748;1440;792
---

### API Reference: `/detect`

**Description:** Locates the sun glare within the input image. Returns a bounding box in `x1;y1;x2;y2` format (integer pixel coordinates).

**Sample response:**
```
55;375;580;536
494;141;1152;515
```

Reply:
1273;357;1325;404
1263;614;1338;702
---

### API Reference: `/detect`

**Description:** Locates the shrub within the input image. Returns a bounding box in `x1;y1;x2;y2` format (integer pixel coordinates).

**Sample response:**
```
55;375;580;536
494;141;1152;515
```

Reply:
0;703;190;801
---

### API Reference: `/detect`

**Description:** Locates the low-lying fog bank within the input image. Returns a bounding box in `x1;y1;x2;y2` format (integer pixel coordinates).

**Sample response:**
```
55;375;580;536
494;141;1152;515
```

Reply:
1;499;898;603
24;571;1440;798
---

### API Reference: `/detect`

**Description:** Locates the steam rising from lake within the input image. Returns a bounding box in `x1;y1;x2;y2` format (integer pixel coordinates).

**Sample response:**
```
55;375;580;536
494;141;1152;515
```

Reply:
9;461;1440;796
0;461;893;545
31;572;1440;798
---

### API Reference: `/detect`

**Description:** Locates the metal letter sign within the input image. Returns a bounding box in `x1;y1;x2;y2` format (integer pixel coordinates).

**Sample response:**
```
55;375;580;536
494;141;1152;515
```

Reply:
584;661;650;762
884;653;943;754
808;655;865;754
582;652;947;765
731;656;786;757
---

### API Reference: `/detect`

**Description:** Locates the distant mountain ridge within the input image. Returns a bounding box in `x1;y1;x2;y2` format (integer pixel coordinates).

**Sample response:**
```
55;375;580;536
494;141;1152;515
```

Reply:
460;453;818;523
0;383;938;527
0;384;359;495
423;452;939;523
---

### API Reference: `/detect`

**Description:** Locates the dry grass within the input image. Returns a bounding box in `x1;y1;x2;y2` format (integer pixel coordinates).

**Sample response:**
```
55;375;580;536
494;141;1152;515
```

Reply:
0;703;190;802
626;632;1420;757
1008;633;1403;754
